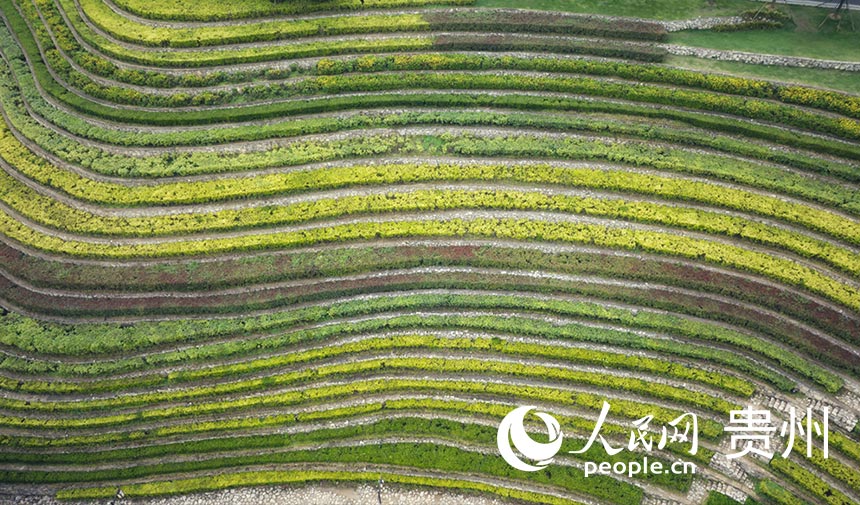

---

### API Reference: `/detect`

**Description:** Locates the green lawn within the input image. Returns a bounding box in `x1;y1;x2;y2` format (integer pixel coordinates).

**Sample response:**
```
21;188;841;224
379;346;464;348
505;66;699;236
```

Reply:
666;55;860;95
475;0;755;20
670;5;860;61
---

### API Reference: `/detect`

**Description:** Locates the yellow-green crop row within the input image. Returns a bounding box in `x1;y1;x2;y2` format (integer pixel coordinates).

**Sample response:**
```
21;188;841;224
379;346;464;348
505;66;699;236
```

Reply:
76;0;430;48
112;0;475;21
0;333;754;396
3;164;859;278
1;208;858;312
770;456;854;505
0;355;742;415
0;397;650;449
0;375;728;436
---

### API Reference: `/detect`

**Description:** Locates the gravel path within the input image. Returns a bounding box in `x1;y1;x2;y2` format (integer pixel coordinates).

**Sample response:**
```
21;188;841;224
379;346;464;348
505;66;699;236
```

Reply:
664;44;860;71
9;483;516;505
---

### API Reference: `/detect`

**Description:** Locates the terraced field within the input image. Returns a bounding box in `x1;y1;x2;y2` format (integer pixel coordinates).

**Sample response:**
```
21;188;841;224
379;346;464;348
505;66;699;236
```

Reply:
0;0;857;504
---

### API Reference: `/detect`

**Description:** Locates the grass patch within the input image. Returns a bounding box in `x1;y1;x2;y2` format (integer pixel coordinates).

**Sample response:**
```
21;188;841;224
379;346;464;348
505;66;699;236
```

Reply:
671;4;860;61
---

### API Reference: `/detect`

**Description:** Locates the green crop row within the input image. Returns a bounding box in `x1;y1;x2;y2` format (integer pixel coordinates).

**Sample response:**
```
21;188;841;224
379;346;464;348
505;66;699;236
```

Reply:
705;492;743;505
0;333;754;396
0;308;792;391
0;396;674;453
798;444;860;493
56;0;440;68
39;0;662;95
5;79;860;224
0;355;743;415
7;441;642;505
769;456;855;505
8;6;860;145
4;268;850;386
2;397;711;468
1;269;849;386
829;431;860;465
0;293;835;392
4;237;853;370
21;27;860;145
58;469;578;503
41;0;860;122
422;10;666;41
755;480;811;505
4;67;856;248
0;311;789;391
0;416;691;491
40;1;860;121
4;62;860;233
0;375;726;439
6;19;853;193
23;22;848;180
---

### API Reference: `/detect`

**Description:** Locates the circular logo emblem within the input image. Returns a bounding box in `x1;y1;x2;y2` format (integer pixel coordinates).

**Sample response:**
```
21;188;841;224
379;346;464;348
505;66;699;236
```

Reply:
497;406;563;471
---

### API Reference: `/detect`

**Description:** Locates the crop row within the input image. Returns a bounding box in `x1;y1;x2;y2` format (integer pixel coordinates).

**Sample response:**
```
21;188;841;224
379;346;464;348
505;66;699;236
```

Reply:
0;416;695;492
17;14;860;146
8;3;850;151
795;444;860;494
36;0;860;121
76;0;666;49
0;332;754;397
0;262;847;382
6;25;860;186
5;440;643;504
0;293;839;391
0;415;693;488
4;74;860;233
755;480;809;505
2;206;858;315
0;353;743;416
0;374;729;440
829;431;860;465
5;87;860;223
2;240;855;363
46;0;621;100
4;152;859;278
769;456;855;505
53;0;441;68
110;0;476;22
28;21;860;184
0;396;702;456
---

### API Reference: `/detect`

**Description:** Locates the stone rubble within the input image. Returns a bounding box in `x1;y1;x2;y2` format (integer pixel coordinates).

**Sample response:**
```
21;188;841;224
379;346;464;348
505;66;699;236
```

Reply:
6;484;513;505
664;44;860;71
661;16;746;32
